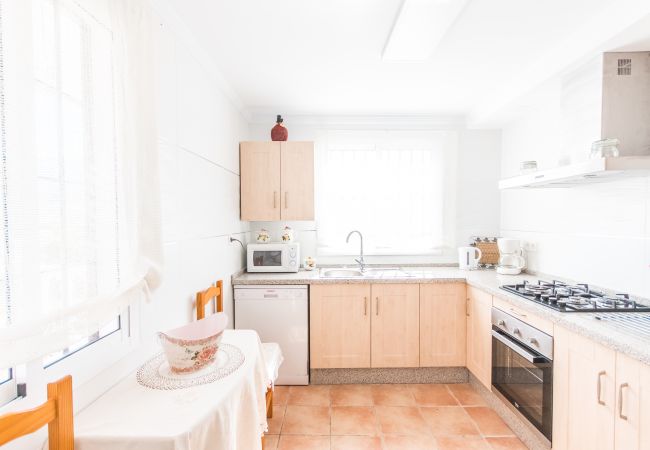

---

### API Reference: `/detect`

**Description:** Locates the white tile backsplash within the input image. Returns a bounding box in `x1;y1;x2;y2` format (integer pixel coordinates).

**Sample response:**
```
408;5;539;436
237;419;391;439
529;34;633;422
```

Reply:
500;67;650;297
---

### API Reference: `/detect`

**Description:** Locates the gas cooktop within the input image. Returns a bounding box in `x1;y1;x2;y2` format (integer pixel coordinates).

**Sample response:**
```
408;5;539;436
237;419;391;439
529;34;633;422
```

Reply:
500;279;650;313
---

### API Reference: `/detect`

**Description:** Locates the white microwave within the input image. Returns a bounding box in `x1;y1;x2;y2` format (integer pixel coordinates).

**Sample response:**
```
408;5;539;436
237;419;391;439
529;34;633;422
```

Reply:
247;243;300;273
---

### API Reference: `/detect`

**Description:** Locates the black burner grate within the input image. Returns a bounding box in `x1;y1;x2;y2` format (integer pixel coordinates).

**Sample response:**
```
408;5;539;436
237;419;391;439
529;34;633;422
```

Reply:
500;280;650;313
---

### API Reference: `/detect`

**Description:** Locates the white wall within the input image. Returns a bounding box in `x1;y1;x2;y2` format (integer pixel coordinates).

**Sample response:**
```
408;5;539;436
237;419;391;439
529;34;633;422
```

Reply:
151;8;250;333
500;60;650;298
248;117;501;265
3;5;250;449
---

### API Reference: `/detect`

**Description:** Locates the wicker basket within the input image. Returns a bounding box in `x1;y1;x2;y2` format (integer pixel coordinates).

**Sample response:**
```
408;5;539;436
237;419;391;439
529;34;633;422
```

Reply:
471;237;500;266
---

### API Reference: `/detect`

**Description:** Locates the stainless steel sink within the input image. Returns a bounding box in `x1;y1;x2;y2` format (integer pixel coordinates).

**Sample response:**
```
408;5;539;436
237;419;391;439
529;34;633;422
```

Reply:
320;269;364;278
362;267;400;273
320;267;413;278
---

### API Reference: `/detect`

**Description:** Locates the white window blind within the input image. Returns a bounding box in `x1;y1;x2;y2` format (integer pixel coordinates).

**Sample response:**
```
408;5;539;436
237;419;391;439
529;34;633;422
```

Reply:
316;130;457;255
0;0;15;404
32;0;122;336
0;0;162;369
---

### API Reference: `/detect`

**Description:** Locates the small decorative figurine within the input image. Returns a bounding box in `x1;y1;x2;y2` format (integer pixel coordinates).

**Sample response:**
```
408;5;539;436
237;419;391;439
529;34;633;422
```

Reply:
281;225;294;242
303;256;316;271
256;229;271;243
271;115;288;141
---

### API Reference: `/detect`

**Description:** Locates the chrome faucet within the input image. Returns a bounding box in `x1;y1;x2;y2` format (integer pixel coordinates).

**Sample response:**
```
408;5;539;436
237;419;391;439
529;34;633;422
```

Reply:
346;230;365;272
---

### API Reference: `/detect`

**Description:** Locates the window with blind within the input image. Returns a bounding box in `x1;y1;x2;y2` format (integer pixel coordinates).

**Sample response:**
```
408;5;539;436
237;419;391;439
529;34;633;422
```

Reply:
316;130;457;255
33;0;123;363
0;0;125;378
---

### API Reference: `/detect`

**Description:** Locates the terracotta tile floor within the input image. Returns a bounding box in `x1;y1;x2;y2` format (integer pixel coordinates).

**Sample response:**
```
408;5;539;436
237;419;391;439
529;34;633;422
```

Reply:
263;383;529;450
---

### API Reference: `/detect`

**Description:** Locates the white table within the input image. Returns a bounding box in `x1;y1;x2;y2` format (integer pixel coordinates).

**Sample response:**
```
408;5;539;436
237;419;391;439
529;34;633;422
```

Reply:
72;330;268;450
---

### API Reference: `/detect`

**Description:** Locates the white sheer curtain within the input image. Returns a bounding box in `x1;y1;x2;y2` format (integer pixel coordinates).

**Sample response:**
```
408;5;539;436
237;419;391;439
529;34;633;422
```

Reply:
0;0;162;368
316;130;457;255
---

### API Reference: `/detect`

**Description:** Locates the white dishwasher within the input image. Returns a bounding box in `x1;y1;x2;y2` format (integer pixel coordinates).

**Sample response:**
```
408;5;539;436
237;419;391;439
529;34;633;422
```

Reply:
234;285;309;385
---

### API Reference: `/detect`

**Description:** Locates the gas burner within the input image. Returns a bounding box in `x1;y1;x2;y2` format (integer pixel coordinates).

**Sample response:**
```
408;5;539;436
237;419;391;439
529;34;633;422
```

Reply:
565;296;590;305
500;280;650;313
524;284;552;293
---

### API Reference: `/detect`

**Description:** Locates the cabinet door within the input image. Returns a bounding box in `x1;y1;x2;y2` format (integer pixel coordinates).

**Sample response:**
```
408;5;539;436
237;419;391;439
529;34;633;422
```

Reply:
420;283;466;367
310;284;371;369
466;286;492;389
370;284;419;368
240;142;281;221
614;353;650;450
280;141;314;220
553;326;616;450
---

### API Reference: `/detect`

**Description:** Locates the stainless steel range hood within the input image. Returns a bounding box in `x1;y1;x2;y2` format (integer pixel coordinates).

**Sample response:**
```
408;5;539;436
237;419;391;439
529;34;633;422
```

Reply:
500;52;650;189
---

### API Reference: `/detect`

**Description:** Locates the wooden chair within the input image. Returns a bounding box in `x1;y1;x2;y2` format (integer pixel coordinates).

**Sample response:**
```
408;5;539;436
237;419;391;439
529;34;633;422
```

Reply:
195;281;276;419
196;280;223;320
0;375;74;449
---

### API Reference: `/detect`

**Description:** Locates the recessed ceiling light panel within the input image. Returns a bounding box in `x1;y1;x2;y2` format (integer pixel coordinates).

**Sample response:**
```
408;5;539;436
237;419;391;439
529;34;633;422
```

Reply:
382;0;469;61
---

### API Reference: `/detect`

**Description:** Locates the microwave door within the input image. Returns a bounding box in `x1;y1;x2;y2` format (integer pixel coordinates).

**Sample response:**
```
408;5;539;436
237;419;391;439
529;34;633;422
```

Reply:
253;250;283;267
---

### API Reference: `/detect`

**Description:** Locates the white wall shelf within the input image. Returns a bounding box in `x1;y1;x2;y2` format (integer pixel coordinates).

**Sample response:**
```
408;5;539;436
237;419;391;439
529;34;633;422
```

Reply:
499;157;650;189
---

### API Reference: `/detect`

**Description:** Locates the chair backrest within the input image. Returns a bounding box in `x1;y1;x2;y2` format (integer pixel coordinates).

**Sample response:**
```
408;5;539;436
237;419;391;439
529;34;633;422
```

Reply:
0;375;74;449
196;280;223;320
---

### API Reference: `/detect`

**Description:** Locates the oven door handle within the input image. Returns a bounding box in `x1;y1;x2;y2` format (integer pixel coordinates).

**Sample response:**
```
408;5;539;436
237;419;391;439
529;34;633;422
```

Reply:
491;330;548;364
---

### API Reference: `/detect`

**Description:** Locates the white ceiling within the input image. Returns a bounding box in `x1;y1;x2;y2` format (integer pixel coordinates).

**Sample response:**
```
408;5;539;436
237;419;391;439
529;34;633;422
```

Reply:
168;0;650;121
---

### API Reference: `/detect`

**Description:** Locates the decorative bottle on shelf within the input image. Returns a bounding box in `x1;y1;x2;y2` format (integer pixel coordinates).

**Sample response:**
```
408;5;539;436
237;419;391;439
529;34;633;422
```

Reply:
271;115;288;141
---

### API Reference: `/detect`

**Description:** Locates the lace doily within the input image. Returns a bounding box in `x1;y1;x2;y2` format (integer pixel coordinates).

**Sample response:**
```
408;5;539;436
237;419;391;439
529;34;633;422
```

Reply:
137;343;244;390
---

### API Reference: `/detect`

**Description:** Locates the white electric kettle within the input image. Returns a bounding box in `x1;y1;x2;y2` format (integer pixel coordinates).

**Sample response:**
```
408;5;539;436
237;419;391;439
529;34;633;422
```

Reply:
458;246;482;270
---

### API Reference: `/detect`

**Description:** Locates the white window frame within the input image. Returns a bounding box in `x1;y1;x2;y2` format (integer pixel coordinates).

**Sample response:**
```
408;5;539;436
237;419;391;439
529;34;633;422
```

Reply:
0;368;17;405
0;305;137;411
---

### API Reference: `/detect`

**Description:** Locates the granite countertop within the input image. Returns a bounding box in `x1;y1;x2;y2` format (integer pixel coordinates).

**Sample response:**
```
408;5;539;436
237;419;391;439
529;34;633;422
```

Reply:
233;267;650;366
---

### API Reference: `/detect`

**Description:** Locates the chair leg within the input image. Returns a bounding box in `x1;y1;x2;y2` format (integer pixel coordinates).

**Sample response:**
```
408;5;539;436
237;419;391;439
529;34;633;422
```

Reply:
266;388;273;419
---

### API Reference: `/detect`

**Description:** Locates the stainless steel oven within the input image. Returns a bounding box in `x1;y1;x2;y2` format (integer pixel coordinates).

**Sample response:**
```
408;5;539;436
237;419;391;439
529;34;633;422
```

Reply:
491;308;553;444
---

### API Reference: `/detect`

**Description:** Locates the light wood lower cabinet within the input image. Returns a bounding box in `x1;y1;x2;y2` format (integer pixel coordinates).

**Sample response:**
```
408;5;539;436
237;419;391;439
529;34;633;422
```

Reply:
309;283;419;369
309;284;371;369
553;326;616;450
370;284;420;368
419;283;466;367
466;286;492;389
614;353;650;450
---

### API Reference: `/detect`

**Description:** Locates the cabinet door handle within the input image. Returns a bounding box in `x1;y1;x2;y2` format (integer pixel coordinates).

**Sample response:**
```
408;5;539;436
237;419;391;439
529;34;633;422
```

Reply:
273;191;277;209
364;297;367;316
375;297;379;315
597;371;606;405
466;298;470;317
619;383;629;420
284;192;288;209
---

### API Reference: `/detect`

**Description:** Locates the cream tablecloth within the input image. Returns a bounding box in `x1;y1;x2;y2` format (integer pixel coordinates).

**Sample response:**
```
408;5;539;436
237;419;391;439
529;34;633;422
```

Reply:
72;330;268;450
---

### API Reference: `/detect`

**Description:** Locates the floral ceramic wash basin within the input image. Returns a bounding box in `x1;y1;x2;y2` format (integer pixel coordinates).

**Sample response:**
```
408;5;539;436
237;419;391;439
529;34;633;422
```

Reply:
158;313;228;374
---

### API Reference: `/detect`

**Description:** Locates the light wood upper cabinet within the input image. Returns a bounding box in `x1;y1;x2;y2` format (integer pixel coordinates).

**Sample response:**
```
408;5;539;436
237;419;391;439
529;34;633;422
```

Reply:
614;353;650;450
280;141;314;220
370;284;420;368
420;283;467;367
239;141;314;221
466;286;492;389
310;284;371;369
553;326;616;450
240;142;281;221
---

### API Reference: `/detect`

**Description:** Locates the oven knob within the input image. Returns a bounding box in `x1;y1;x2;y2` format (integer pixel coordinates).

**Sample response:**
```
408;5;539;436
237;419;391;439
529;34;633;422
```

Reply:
513;328;521;335
289;260;296;266
529;338;539;346
498;320;506;327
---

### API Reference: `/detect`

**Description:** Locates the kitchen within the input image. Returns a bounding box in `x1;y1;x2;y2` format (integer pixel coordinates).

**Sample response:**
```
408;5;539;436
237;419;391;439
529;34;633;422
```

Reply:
0;1;649;450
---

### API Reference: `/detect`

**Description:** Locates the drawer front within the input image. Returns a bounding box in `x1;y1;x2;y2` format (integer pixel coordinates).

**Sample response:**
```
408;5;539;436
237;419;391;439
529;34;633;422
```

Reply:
493;296;554;336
